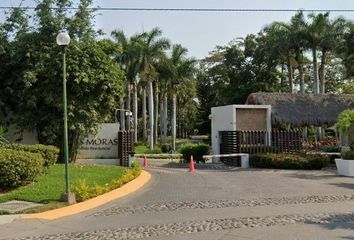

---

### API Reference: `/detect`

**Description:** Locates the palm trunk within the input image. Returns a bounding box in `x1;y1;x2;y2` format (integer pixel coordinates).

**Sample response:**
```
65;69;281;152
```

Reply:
299;63;305;94
319;51;326;94
163;92;168;145
132;81;138;142
142;88;146;141
280;64;285;92
172;88;177;151
160;96;163;145
154;83;158;146
287;55;293;93
148;80;154;150
120;99;125;131
312;47;319;95
125;82;131;130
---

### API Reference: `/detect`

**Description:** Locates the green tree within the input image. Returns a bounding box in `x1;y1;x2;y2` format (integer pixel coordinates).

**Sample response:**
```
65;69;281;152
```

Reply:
0;0;125;161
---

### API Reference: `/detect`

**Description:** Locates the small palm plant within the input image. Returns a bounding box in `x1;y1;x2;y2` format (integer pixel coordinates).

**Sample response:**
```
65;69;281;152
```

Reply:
0;126;9;144
335;109;354;160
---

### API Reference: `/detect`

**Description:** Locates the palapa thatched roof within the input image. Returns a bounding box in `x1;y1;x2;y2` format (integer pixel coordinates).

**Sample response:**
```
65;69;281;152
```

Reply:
246;92;354;127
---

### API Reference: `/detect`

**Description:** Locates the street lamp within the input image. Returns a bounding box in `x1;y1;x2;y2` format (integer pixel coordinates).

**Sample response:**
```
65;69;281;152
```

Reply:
57;31;75;204
115;109;133;130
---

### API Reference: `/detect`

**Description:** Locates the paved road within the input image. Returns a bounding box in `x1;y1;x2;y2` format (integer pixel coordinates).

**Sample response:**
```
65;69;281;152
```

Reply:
1;162;354;240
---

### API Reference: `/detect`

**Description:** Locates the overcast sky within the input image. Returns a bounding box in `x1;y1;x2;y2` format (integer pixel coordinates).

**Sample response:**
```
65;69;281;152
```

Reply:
1;0;354;59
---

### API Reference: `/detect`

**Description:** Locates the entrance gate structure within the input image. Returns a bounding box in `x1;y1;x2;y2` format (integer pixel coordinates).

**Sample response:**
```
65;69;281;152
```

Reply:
118;131;135;167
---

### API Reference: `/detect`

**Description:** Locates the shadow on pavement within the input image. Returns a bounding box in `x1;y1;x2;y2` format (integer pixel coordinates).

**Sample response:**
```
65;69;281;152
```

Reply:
329;183;354;190
284;171;341;181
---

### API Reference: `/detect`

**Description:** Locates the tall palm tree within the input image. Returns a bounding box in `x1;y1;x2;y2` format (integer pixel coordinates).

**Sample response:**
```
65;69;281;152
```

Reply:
305;13;329;95
288;12;307;93
112;30;143;140
111;30;141;133
139;28;170;150
169;44;196;151
317;16;346;93
155;54;173;145
264;23;294;92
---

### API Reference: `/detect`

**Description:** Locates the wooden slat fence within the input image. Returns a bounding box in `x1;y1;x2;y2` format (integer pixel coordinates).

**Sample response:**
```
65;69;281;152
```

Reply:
220;130;302;162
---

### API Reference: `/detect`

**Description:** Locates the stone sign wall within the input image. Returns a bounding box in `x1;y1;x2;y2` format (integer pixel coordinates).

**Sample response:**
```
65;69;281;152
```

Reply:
77;123;119;159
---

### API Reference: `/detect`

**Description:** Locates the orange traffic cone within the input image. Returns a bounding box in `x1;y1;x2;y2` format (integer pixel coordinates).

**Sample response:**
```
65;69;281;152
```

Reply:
189;155;195;173
143;155;148;168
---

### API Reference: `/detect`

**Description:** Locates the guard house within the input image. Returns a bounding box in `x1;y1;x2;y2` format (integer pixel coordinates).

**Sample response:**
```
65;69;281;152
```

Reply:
210;105;271;161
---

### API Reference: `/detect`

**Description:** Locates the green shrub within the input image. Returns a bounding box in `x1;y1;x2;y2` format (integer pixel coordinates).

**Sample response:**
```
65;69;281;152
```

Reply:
251;152;330;170
0;148;44;189
180;143;210;163
341;149;354;160
146;146;162;154
161;144;172;153
71;179;92;202
321;145;341;153
0;144;59;166
305;154;330;169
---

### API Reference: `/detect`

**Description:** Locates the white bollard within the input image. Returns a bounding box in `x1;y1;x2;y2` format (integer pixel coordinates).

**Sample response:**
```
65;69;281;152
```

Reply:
240;154;249;168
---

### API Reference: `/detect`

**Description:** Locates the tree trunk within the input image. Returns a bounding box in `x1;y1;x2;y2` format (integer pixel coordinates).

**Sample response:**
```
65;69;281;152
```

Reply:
299;63;305;94
69;131;79;163
125;82;131;130
132;81;138;142
142;88;146;141
287;56;293;93
319;51;327;94
172;88;177;151
120;99;125;131
163;92;168;145
280;64;285;92
160;96;163;145
148;80;154;150
154;83;158;146
312;47;319;95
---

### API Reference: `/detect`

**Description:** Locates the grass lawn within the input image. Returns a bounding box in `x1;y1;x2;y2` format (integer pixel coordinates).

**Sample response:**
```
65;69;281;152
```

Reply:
135;144;149;154
0;164;126;204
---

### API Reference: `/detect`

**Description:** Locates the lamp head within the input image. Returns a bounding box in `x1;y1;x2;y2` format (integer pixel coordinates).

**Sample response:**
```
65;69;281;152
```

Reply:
56;32;71;46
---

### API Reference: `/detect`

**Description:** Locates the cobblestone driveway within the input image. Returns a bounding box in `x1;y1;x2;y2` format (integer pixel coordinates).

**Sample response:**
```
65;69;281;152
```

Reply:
1;162;354;240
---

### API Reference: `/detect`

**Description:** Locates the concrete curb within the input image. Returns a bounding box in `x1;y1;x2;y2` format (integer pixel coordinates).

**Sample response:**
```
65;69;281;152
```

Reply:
21;170;151;220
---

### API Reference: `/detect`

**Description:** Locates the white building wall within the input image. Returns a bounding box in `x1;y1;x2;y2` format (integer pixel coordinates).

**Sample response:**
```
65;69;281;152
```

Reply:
211;105;236;162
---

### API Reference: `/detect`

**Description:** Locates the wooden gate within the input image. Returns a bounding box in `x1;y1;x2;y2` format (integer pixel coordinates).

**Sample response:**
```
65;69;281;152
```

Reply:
220;130;302;156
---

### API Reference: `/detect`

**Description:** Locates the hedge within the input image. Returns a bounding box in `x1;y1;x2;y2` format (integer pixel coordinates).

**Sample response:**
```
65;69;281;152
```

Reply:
0;148;45;189
180;143;210;163
0;144;59;166
251;153;330;170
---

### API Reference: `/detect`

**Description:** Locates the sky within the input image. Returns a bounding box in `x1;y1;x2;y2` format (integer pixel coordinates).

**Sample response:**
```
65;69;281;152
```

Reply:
1;0;354;59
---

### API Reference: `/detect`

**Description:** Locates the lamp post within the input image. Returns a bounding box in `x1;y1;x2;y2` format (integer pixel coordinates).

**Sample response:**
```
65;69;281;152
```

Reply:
57;32;75;204
115;109;133;129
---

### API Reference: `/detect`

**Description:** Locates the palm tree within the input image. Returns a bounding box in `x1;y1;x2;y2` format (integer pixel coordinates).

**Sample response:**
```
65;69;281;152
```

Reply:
112;30;144;141
139;28;170;150
264;23;295;92
304;13;330;95
169;44;196;150
112;30;142;133
317;16;346;93
155;55;171;145
288;12;307;93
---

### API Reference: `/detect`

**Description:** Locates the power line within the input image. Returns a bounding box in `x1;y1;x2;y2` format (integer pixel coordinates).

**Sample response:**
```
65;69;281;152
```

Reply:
0;7;354;12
